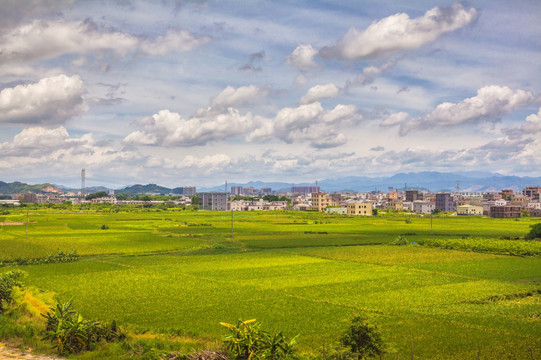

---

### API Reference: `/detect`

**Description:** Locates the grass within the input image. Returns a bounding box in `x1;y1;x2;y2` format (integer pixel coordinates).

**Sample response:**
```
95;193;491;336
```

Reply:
0;206;540;359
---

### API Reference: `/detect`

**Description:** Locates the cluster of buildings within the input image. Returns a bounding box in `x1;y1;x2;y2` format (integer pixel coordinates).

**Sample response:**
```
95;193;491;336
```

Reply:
197;186;541;218
2;182;541;218
200;193;288;211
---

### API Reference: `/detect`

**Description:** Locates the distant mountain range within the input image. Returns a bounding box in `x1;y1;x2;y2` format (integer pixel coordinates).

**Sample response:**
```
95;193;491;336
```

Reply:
1;172;540;195
0;181;62;194
199;172;541;193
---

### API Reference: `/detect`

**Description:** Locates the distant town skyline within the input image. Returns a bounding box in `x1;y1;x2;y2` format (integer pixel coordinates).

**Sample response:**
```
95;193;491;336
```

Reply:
1;1;540;188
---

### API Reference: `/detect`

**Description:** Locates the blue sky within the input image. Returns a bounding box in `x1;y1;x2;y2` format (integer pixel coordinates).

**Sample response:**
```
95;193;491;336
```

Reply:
0;0;540;188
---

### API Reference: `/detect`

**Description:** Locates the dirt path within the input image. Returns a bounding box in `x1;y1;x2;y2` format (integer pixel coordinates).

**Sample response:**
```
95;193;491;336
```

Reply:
0;344;62;360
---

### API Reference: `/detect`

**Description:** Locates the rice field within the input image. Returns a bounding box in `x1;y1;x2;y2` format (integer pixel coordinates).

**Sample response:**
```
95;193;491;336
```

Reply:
1;207;540;359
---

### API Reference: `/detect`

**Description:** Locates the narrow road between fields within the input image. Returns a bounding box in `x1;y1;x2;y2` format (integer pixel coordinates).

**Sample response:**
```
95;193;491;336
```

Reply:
0;344;62;360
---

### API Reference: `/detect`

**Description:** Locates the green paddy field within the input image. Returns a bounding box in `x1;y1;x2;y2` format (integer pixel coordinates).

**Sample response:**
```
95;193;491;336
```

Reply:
1;207;540;359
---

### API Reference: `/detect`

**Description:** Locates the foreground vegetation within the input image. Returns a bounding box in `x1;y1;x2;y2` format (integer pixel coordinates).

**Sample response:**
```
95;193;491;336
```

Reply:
0;205;540;359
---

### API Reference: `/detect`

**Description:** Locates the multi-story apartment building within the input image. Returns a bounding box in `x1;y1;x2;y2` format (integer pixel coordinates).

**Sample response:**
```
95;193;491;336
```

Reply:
484;193;503;201
489;205;521;218
402;201;414;211
413;201;435;214
311;192;340;212
230;186;243;196
405;190;419;202
199;192;227;210
386;201;403;210
291;186;320;194
500;189;514;200
457;205;483;215
436;193;456;212
387;191;398;200
347;202;373;216
22;193;37;203
523;186;541;201
181;186;196;196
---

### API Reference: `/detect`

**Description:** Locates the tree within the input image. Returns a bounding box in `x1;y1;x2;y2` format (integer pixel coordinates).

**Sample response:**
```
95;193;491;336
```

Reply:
525;223;541;240
85;191;108;200
0;270;26;313
340;316;386;360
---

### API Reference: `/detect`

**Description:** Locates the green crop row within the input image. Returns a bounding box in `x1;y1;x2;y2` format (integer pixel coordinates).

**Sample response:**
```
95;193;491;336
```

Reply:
417;237;541;256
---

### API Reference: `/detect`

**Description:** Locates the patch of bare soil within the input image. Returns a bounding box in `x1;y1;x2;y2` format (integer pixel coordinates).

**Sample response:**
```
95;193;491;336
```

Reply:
0;344;62;360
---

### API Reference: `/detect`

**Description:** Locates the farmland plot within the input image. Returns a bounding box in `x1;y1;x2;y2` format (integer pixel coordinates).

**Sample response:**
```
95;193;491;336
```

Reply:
16;246;541;359
1;209;540;359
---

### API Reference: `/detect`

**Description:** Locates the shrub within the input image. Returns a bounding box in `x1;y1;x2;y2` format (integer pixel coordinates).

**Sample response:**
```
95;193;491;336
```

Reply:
220;319;297;360
405;217;412;224
340;316;386;360
100;224;109;230
392;236;408;246
42;299;124;355
0;270;26;313
525;223;541;240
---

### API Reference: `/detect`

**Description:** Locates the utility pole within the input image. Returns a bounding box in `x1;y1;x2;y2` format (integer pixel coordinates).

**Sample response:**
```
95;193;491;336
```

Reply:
430;210;433;234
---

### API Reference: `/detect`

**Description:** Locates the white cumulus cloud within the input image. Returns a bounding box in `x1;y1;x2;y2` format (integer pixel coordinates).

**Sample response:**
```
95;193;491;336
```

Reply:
0;126;143;174
380;112;411;127
124;108;253;147
320;3;477;60
0;19;209;75
301;83;339;104
211;85;270;108
504;107;541;138
249;102;361;148
0;74;87;126
286;44;318;71
0;20;138;65
383;85;536;135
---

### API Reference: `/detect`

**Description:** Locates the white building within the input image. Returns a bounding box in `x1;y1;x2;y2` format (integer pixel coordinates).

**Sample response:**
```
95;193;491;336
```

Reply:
413;201;435;214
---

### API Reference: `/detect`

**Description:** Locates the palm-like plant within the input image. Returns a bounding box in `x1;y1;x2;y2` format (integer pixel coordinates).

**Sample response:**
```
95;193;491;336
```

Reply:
220;319;298;360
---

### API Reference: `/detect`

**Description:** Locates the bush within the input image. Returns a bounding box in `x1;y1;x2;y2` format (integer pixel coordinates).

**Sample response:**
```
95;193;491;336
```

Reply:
220;319;297;360
340;316;386;360
392;236;408;246
100;224;109;230
405;217;412;224
525;223;541;240
42;299;124;355
0;270;26;313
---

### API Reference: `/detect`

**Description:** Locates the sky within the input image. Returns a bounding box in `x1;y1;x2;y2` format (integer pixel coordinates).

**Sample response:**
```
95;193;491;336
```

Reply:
0;0;540;188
